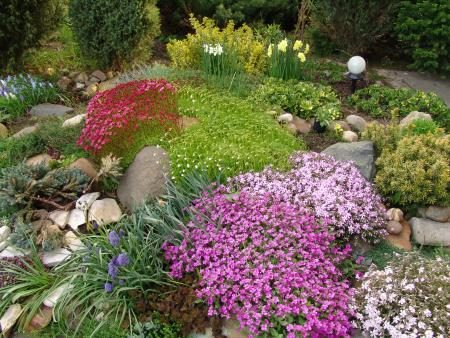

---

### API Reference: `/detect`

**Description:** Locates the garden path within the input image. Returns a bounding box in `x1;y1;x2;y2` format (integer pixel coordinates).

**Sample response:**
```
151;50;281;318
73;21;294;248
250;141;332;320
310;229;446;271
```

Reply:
376;68;450;107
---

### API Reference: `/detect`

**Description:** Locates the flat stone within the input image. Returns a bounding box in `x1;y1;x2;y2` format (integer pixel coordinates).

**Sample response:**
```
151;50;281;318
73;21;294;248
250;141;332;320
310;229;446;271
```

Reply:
85;83;98;97
69;158;98;179
0;123;8;138
57;76;73;91
30;103;74;117
48;210;70;229
291;116;311;134
74;72;89;83
346;115;367;132
322;141;375;181
425;206;450;223
285;123;298;135
67;209;86;231
386;220;403;235
43;283;73;308
0;246;29;258
24;305;52;332
42;248;72;267
64;231;85;252
88;198;122;226
25;154;52;167
91;70;107;82
342;130;358;142
11;125;38;139
399;111;432;127
76;192;100;211
222;319;248;338
117;146;170;210
0;225;11;242
386;208;404;222
0;304;22;334
386;220;412;251
0;241;8;251
73;82;85;91
62;114;86;128
277;113;293;123
410;217;450;246
98;78;118;92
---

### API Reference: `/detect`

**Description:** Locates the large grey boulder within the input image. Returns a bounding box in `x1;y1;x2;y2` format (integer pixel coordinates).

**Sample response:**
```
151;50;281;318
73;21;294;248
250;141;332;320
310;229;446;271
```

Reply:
399;111;432;127
410;217;450;246
322;141;375;181
117;146;170;210
30;103;74;117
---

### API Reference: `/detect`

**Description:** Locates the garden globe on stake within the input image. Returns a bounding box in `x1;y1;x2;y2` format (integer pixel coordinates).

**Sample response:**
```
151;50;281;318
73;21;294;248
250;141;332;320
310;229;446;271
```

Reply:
345;56;366;93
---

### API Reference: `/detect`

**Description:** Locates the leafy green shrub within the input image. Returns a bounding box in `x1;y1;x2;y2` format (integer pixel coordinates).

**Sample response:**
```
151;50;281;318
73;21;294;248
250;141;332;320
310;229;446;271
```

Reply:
375;134;450;207
404;119;443;136
254;78;341;120
362;122;404;156
0;0;65;69
0;164;89;216
0;74;62;122
169;86;304;181
129;315;181;338
395;0;450;73
349;85;450;129
310;0;395;55
167;16;265;75
159;0;299;34
69;0;160;68
0;120;88;169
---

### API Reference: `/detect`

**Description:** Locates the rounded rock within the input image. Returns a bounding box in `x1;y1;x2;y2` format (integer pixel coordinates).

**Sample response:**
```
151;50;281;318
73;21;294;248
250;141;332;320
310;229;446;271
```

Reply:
386;220;403;235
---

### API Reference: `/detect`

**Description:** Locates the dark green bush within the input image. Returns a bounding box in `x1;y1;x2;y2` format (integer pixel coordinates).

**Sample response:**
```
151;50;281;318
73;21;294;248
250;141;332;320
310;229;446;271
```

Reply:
395;0;450;73
310;0;395;55
159;0;299;34
69;0;160;68
0;0;65;70
349;85;450;129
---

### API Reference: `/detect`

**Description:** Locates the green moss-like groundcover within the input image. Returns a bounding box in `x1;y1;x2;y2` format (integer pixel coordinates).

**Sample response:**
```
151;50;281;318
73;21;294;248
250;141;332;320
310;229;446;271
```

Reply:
168;86;305;181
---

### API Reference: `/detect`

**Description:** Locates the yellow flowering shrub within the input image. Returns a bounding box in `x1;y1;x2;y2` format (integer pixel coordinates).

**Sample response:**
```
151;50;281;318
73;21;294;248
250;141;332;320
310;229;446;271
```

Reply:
375;134;450;207
167;15;266;75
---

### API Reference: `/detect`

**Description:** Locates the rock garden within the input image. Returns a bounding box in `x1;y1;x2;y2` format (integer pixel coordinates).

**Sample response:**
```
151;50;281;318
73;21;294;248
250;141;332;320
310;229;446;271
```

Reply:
0;1;449;337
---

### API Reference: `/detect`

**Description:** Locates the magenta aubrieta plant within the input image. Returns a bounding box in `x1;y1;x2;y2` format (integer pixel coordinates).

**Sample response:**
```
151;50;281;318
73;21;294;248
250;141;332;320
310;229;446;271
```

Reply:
227;152;387;243
163;190;354;337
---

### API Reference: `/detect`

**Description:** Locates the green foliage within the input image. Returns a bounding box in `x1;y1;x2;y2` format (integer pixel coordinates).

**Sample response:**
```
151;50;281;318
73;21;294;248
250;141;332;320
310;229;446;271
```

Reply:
395;0;450;73
0;120;88;169
23;22;96;74
404;119;442;136
167;16;266;75
0;75;63;122
69;0;161;68
267;38;310;81
253;23;285;44
310;0;395;55
36;320;126;338
159;0;299;34
0;244;69;330
349;85;450;129
362;122;404;156
254;78;341;120
364;240;404;269
0;164;89;216
0;0;65;70
375;134;450;207
129;315;182;338
169;86;304;181
53;175;209;335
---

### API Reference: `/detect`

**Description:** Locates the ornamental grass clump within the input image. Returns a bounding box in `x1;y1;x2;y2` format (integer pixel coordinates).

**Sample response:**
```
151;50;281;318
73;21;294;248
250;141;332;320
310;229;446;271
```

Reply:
163;190;354;337
78;79;179;164
227;152;387;242
267;38;310;80
354;253;450;337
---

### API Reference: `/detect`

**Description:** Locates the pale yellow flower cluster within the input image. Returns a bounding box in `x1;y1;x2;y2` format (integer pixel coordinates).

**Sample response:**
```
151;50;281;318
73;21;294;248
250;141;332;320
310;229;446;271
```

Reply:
267;38;310;63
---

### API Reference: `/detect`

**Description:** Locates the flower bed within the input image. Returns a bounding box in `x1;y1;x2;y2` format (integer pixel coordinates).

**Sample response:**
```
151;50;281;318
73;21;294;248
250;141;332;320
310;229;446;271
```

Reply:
227;152;387;242
78;79;179;164
163;190;354;337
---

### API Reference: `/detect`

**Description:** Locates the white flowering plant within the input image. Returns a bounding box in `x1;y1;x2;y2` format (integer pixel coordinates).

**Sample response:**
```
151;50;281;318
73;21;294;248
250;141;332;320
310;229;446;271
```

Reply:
354;253;450;337
267;38;310;80
200;41;243;90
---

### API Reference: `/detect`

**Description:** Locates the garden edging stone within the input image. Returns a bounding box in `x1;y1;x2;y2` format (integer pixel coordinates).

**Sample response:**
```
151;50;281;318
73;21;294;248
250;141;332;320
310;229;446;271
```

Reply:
30;103;74;117
410;217;450;246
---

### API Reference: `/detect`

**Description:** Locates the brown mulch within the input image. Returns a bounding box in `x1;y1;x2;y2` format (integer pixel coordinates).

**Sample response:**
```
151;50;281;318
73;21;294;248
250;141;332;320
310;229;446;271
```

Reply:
302;132;340;152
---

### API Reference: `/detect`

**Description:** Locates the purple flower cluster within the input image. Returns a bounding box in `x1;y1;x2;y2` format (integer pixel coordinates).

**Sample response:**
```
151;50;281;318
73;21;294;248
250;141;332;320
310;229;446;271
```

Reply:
0;74;52;100
163;191;354;337
104;230;130;293
227;152;387;242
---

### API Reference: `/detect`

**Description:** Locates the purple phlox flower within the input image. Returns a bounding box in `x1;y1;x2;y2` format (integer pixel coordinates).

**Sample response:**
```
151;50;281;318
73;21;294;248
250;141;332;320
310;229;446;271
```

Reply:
108;230;120;247
119;279;125;286
104;282;114;293
116;253;130;266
